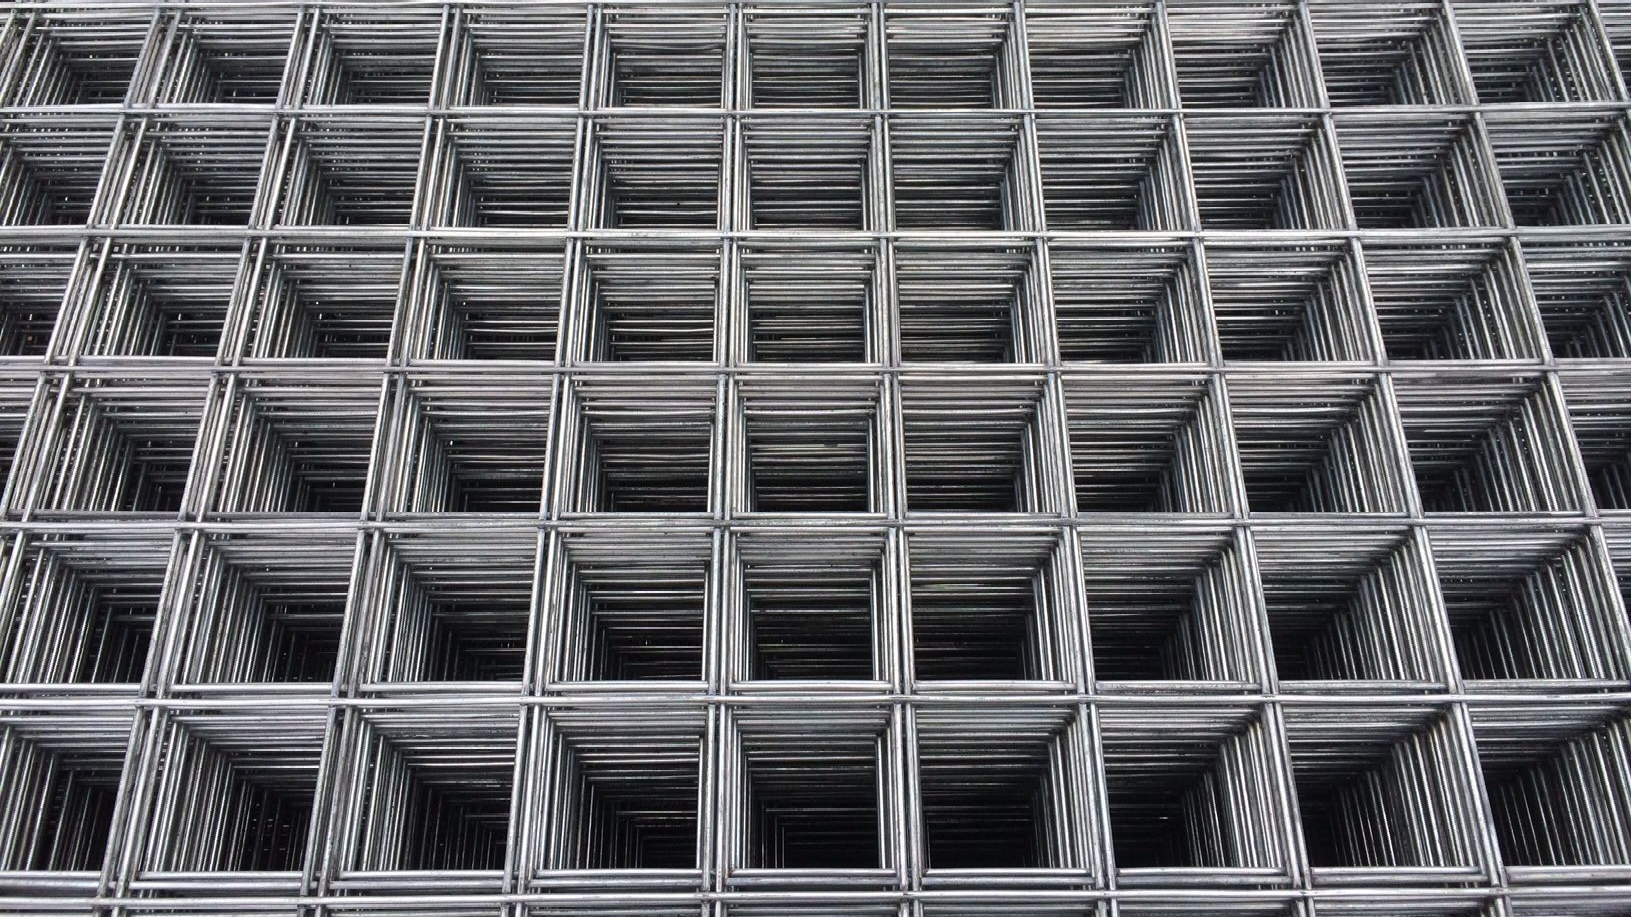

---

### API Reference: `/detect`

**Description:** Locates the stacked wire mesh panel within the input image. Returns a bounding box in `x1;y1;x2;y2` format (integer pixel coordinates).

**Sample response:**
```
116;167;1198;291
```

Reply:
2;2;1631;917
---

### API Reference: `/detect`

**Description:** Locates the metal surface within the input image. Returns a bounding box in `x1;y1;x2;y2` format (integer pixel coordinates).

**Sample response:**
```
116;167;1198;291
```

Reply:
0;2;1629;917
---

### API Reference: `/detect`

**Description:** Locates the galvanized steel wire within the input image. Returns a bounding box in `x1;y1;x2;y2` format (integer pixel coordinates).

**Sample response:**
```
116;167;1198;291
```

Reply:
0;2;1629;917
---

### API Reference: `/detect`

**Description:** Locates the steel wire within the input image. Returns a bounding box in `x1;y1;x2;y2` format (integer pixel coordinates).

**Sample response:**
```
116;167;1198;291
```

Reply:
0;2;1627;915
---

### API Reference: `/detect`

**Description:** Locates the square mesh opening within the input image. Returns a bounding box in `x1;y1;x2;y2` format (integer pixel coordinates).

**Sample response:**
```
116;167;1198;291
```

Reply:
1101;706;1287;873
1257;527;1452;685
0;245;74;357
203;374;380;515
1167;2;1323;108
742;244;876;364
1431;526;1631;684
1472;705;1631;869
598;8;726;107
1361;240;1547;361
556;375;715;514
143;8;297;105
362;532;537;684
242;242;403;360
900;375;1062;514
1286;706;1485;877
1307;0;1474;105
1081;528;1260;685
0;11;147;105
551;531;709;683
0;713;129;872
539;708;702;871
1;534;167;685
1453;1;1624;103
909;530;1079;683
1228;373;1414;515
1523;238;1631;360
135;710;324;875
916;706;1088;871
1394;375;1585;514
1050;242;1212;364
884;5;1020;109
1064;374;1239;515
448;7;585;106
745;6;869;109
24;376;207;515
300;8;441;105
1025;0;1177;108
728;709;889;871
170;533;353;685
1208;242;1376;363
379;372;551;514
731;531;884;684
343;708;516;872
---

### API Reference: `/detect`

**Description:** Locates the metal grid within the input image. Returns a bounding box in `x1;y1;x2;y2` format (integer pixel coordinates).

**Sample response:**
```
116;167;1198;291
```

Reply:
0;2;1630;917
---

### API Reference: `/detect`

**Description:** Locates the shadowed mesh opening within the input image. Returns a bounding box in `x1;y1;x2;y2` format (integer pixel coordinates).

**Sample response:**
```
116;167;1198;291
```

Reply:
884;6;1019;109
1050;243;1212;364
0;247;73;356
0;116;116;226
450;7;585;106
1472;705;1631;868
1523;238;1631;360
1362;240;1546;361
1208;242;1374;362
1186;115;1346;230
1335;115;1508;230
0;12;148;105
742;381;877;513
0;720;126;871
1394;375;1583;514
1;535;168;685
1453;1;1623;103
300;9;441;105
745;6;868;108
733;531;884;684
1101;707;1285;871
205;375;380;515
1026;0;1176;109
742;244;875;363
600;8;726;107
901;375;1058;514
1307;0;1473;105
145;8;297;105
731;710;888;870
1228;374;1413;515
27;376;208;515
172;533;353;685
1167;1;1323;108
559;375;715;513
917;707;1085;871
1430;527;1631;683
1064;375;1238;514
543;709;703;870
910;531;1076;683
1082;529;1259;684
553;531;709;683
345;710;516;872
71;244;240;358
1257;527;1450;684
364;532;537;684
1287;706;1482;872
1561;372;1631;510
243;243;402;360
138;711;325;874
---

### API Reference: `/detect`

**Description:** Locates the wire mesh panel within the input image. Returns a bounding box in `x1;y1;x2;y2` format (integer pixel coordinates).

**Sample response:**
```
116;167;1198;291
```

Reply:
0;2;1629;917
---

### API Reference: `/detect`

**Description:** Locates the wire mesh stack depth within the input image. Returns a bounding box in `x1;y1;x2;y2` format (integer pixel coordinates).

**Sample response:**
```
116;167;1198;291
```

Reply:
1;1;1630;917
